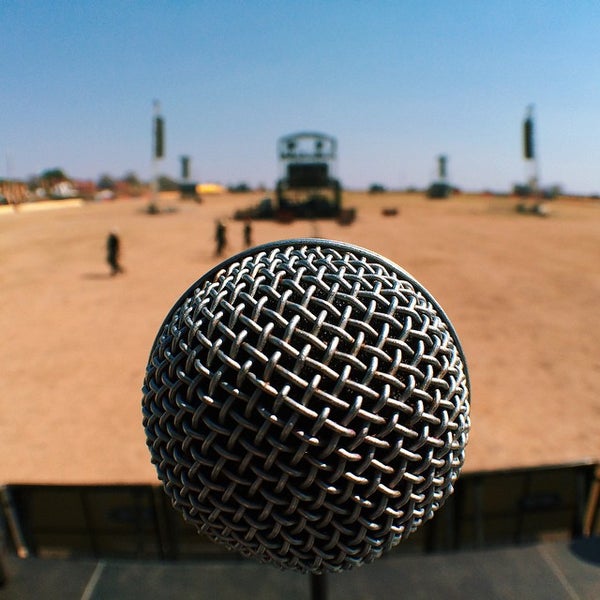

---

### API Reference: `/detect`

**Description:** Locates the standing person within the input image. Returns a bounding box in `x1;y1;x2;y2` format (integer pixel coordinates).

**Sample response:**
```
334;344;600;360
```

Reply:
215;220;227;256
243;219;252;248
106;228;124;276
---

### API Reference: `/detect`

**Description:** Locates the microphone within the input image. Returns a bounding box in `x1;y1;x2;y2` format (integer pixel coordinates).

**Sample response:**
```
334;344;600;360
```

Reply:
142;239;470;573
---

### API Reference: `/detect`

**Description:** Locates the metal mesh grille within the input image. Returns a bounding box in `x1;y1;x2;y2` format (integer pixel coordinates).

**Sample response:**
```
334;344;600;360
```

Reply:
142;240;470;573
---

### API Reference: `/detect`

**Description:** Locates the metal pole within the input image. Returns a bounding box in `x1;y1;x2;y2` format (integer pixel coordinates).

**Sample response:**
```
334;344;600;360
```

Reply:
310;573;327;600
0;527;6;588
0;487;28;559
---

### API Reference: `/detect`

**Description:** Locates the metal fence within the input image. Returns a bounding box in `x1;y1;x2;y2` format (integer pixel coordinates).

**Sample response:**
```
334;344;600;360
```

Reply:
1;461;599;562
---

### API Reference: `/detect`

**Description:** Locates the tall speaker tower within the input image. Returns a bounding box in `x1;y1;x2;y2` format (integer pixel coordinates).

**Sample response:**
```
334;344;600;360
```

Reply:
523;104;539;194
149;100;165;213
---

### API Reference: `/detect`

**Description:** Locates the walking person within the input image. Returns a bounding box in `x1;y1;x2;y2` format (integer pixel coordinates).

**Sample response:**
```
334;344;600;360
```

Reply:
106;228;124;276
243;219;252;248
215;220;227;256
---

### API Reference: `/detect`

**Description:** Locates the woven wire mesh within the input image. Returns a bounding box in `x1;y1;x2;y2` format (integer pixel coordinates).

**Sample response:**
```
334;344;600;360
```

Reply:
142;240;470;573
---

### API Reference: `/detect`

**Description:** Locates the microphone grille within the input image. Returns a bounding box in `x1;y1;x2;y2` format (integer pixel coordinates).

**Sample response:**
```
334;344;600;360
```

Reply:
142;239;470;573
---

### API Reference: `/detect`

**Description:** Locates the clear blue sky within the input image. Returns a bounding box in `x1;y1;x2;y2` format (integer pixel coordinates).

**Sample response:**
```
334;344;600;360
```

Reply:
2;1;599;193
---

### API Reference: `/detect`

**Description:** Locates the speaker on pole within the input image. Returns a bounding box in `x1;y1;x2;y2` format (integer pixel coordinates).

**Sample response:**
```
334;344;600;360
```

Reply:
523;106;534;160
154;116;165;160
180;156;190;180
438;155;448;180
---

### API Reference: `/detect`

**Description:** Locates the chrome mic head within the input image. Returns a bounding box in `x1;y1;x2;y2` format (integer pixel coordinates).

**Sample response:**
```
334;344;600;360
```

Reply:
142;239;470;573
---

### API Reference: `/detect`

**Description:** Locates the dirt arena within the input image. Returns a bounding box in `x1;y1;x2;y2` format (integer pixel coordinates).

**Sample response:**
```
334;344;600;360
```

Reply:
1;192;599;485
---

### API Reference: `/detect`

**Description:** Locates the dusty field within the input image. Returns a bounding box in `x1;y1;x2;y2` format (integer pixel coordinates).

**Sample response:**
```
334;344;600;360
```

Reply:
1;192;599;485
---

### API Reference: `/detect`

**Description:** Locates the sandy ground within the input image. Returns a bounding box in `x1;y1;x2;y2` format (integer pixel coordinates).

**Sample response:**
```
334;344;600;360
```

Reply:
1;192;599;485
